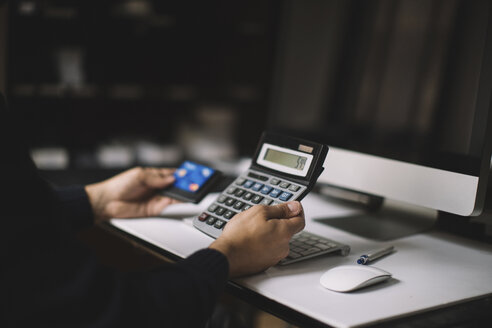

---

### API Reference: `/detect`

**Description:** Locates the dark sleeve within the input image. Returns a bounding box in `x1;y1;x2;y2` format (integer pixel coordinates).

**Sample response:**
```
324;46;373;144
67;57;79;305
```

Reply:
0;92;95;262
53;185;95;232
1;91;230;327
109;248;230;328
49;185;229;327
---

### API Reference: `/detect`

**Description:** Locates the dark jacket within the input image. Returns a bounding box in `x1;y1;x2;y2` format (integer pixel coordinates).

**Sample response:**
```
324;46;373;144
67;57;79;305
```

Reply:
0;92;229;327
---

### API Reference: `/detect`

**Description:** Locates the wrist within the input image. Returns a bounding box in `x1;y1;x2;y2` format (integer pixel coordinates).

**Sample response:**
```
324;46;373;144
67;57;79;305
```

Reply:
84;182;109;223
209;239;236;277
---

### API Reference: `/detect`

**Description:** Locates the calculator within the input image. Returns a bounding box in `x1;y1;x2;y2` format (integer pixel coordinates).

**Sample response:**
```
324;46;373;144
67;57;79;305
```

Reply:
193;132;350;265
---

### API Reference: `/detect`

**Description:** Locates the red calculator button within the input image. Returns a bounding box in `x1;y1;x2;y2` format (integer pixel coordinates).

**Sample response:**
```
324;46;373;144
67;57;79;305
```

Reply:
198;212;209;221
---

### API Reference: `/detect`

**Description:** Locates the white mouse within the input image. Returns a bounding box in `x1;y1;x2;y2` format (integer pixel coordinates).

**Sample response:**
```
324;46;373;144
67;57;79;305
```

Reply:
320;265;392;292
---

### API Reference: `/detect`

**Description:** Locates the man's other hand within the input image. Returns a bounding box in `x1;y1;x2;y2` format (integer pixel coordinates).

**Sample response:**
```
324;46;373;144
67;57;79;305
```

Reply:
85;167;179;222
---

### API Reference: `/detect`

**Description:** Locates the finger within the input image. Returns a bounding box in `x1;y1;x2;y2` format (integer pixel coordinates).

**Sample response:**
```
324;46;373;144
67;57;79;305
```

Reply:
139;167;176;189
260;201;302;219
155;167;176;177
145;195;180;216
281;215;306;235
106;201;149;218
108;196;180;218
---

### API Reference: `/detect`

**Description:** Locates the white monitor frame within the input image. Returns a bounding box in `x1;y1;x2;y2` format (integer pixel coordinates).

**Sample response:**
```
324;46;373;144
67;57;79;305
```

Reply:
319;147;483;216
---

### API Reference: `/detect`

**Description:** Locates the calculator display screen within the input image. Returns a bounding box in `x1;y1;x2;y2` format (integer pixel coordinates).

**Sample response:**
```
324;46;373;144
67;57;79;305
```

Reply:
256;143;314;177
264;149;307;171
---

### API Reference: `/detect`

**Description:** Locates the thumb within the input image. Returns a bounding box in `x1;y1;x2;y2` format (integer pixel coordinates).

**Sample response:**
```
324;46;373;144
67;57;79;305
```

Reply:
262;201;302;219
146;195;180;216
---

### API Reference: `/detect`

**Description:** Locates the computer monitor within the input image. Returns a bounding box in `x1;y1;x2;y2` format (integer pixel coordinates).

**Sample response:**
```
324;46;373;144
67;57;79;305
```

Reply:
268;0;492;217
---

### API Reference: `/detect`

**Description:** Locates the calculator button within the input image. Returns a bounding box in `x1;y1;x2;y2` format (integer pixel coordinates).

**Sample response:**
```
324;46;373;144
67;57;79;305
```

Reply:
223;210;237;219
260;198;273;205
270;178;281;185
215;207;226;216
269;188;282;198
248;172;268;181
243;180;254;188
217;195;228;203
206;216;217;225
214;219;225;229
235;178;246;186
225;197;236;207
252;194;264;204
288;185;301;192
242;192;254;201
198;212;209;221
233;201;245;210
226;187;237;194
207;204;219;212
234;189;245;197
242;204;252;211
279;192;293;201
260;185;273;195
279;182;291;189
252;183;264;191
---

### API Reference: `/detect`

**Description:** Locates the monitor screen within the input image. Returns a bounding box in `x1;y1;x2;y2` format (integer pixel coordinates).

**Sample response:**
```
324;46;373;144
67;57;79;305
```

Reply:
269;0;492;216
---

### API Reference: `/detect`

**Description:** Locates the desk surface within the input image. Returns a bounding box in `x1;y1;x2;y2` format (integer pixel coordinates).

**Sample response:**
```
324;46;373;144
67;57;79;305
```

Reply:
110;193;492;328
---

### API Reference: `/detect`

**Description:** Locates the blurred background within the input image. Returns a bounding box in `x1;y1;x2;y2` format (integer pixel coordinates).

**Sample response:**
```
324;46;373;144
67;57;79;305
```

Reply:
0;0;487;185
1;0;279;185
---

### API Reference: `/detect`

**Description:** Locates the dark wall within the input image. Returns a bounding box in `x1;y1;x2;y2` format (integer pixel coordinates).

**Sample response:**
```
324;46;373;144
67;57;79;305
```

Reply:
7;0;281;165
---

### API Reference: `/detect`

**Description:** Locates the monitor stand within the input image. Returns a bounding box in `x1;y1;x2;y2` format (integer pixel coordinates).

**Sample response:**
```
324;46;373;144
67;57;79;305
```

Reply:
436;181;492;243
314;182;492;242
313;186;437;241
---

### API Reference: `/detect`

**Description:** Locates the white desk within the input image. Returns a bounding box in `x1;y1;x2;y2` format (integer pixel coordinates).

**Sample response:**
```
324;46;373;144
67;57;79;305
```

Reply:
110;193;492;328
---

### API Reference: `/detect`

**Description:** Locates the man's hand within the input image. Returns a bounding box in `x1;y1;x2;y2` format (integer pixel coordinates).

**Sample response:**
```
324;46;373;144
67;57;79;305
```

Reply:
85;167;179;222
209;201;305;277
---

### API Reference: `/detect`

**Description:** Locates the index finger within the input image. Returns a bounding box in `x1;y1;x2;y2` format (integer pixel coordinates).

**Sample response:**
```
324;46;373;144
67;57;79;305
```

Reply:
139;167;176;189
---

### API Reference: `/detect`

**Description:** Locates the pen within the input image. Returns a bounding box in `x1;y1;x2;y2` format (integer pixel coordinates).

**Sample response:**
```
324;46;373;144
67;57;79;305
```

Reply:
357;246;395;265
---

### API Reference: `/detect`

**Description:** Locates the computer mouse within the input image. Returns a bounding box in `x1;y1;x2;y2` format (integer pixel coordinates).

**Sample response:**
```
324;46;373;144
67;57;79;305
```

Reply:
319;265;392;292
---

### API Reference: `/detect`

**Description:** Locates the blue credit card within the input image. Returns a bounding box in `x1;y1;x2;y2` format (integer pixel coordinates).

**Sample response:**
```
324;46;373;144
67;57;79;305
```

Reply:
173;161;215;193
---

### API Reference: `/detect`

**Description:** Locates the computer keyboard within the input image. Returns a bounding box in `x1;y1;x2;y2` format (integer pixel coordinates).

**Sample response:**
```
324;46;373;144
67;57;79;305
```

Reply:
279;231;350;265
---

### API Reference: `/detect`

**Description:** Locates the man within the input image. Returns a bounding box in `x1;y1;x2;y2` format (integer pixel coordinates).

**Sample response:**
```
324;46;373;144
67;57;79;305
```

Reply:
0;91;305;327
